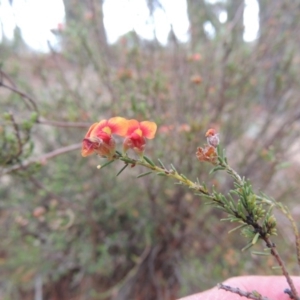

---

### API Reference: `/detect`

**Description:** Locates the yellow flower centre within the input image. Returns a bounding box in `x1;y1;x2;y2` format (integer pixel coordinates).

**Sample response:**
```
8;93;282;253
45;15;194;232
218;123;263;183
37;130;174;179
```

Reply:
102;126;112;135
134;128;143;136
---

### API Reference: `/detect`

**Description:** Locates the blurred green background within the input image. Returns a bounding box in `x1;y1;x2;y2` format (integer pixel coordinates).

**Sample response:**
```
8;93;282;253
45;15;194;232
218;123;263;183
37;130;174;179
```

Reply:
1;0;300;299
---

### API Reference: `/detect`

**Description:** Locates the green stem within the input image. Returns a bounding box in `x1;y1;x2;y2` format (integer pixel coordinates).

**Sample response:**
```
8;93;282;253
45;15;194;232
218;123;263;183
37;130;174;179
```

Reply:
219;160;244;186
116;153;208;195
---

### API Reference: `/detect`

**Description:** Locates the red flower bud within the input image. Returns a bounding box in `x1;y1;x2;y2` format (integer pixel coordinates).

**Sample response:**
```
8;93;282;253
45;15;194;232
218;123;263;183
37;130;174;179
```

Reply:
205;128;219;148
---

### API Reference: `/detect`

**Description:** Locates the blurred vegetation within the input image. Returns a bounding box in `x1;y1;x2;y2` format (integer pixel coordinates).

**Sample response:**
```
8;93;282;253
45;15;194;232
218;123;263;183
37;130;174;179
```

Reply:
1;0;300;299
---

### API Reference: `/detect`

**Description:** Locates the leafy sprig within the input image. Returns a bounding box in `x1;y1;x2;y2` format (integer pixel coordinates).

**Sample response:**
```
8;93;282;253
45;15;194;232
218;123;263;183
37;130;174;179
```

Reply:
93;145;300;300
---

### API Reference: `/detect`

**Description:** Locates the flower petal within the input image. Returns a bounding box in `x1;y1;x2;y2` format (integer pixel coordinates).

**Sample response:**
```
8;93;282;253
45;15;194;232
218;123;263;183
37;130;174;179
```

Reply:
90;120;108;137
126;119;140;135
205;128;216;137
107;117;129;136
81;138;95;157
123;135;146;155
85;123;98;138
140;121;157;139
94;137;116;158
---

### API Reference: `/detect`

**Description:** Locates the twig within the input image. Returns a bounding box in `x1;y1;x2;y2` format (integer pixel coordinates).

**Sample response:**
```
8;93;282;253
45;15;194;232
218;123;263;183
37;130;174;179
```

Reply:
37;118;90;128
96;245;151;299
227;2;245;32
285;288;297;299
263;236;300;300
0;73;39;113
276;203;300;267
218;283;271;300
221;161;244;186
7;112;23;157
1;143;82;175
0;68;91;129
0;68;17;88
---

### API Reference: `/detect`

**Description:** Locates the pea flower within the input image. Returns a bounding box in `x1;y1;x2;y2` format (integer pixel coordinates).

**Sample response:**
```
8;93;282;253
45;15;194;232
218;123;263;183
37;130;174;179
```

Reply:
81;117;128;158
123;119;157;155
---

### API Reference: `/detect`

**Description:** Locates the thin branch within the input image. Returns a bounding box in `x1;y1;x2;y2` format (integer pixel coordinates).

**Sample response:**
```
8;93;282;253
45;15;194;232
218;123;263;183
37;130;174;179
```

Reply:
220;160;243;186
263;236;300;300
227;2;245;32
218;283;271;300
37;118;90;128
276;203;300;267
0;69;91;129
96;245;151;299
0;68;17;88
0;71;39;113
1;143;82;175
7;112;23;157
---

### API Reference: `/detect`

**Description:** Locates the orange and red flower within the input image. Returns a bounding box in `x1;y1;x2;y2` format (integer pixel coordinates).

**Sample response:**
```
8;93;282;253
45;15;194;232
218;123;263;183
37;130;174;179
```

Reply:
123;119;157;155
81;117;128;158
82;117;157;158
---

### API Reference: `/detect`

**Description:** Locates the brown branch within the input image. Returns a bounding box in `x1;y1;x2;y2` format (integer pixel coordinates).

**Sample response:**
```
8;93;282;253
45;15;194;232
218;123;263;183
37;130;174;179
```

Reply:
218;283;271;300
97;245;151;298
0;68;17;88
7;112;23;157
227;2;245;32
264;236;300;300
0;70;92;129
277;203;300;267
37;118;90;128
0;72;39;113
1;143;82;175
